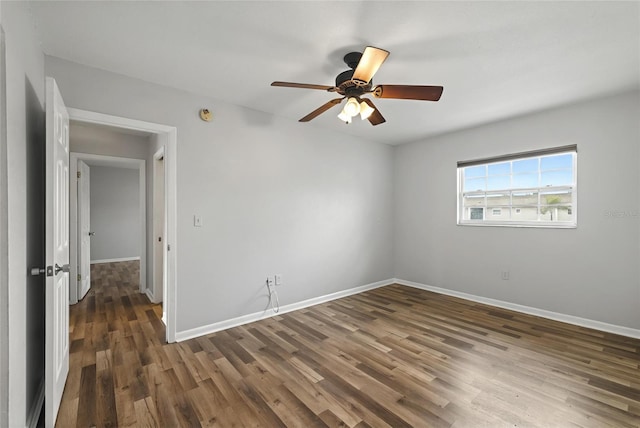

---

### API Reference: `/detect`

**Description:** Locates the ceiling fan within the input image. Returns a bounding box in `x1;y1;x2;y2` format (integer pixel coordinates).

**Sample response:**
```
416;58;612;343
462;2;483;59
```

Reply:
271;46;443;126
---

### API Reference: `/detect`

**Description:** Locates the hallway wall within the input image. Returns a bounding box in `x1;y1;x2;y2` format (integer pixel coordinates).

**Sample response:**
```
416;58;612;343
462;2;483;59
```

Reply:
1;2;46;426
90;166;141;262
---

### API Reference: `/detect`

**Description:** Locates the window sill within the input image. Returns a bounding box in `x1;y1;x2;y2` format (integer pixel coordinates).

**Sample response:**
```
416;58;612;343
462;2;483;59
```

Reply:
457;221;577;229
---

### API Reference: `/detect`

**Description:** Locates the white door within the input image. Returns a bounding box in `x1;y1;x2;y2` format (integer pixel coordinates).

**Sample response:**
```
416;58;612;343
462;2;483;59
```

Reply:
77;160;91;299
153;154;164;305
45;77;70;427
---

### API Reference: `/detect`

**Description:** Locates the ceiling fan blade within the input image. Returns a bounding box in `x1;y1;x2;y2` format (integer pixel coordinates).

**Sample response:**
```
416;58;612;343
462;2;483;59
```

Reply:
373;85;443;101
352;46;390;86
271;81;335;91
299;98;344;122
361;98;386;126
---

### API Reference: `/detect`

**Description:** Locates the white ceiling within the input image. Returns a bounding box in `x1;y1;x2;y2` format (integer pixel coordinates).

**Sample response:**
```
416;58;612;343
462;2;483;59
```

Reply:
30;1;639;145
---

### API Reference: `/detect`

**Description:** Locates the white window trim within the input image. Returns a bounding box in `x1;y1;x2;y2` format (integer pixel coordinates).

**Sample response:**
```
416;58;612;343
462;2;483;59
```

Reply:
457;148;577;228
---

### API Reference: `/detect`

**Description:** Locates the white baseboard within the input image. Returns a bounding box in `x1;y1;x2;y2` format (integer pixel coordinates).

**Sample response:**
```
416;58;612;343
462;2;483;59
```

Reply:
175;277;640;342
395;278;640;339
91;256;140;264
26;378;44;428
144;288;155;303
175;278;395;342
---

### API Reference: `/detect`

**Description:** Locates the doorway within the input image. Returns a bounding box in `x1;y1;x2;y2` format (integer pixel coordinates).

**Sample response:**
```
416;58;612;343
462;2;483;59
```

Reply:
70;153;146;302
67;108;177;343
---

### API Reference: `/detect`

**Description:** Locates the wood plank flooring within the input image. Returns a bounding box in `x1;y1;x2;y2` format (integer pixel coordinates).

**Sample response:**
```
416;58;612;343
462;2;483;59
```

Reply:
57;261;640;427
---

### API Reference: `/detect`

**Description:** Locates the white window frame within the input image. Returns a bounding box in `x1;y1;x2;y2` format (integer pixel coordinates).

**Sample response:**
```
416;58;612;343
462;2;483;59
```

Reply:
457;146;577;228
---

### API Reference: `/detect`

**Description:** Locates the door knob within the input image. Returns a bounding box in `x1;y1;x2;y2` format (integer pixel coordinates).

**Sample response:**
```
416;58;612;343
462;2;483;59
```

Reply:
54;263;70;275
88;232;95;236
30;266;56;276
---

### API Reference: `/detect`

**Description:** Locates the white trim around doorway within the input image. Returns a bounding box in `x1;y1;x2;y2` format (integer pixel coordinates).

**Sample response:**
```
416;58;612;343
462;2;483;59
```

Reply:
67;108;178;343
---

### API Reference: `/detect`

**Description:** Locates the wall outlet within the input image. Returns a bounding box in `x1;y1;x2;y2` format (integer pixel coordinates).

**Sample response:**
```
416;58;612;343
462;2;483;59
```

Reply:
275;274;282;286
266;276;274;287
501;271;510;280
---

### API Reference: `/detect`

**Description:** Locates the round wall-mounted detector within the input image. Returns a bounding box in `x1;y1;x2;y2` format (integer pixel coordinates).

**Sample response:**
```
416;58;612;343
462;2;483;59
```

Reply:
199;108;213;122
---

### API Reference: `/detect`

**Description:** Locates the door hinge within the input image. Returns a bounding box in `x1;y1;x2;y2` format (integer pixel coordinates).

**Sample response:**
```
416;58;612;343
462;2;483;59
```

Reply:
77;171;81;178
77;274;81;281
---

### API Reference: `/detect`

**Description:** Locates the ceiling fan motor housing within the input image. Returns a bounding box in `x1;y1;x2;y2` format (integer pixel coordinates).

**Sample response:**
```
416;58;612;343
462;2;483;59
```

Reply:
335;69;372;96
335;70;354;87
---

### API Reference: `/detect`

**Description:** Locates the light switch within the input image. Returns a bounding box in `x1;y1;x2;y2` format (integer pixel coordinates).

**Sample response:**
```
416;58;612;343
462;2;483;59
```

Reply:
194;215;203;227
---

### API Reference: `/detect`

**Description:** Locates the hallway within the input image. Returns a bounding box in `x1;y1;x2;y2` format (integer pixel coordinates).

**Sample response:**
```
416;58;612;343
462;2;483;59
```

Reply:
57;260;165;426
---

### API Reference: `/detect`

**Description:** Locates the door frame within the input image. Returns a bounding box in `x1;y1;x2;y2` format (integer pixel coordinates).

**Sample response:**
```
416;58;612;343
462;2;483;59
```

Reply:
67;108;178;343
69;153;146;303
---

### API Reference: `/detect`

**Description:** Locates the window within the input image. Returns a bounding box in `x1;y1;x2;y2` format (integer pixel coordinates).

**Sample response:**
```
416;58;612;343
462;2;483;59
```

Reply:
457;145;577;227
470;207;484;220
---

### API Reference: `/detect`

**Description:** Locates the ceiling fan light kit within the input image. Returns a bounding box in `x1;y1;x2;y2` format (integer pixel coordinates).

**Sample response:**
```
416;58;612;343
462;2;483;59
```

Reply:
271;46;443;126
337;110;352;124
343;97;360;116
359;101;375;120
337;98;375;123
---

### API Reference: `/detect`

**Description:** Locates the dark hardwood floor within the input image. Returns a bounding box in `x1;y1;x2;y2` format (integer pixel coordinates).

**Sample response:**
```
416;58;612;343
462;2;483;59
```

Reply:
56;261;640;427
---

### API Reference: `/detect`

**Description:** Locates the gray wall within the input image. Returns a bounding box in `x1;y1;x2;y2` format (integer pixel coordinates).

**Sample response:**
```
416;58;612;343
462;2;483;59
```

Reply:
394;91;640;330
70;122;151;160
89;166;141;261
46;56;396;333
1;2;46;426
0;15;8;428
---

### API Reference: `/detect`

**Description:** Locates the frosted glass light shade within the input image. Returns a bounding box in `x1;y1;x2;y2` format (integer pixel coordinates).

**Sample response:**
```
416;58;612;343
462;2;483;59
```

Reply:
359;101;375;120
343;97;360;117
337;110;352;123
